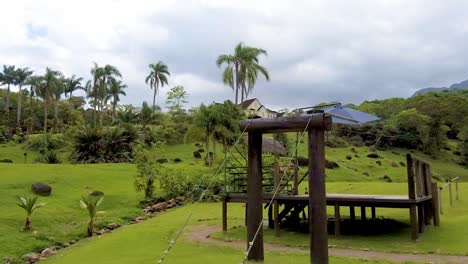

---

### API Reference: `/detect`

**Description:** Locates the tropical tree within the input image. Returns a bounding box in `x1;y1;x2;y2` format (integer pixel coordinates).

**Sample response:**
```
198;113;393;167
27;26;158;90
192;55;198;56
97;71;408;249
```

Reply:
15;67;34;128
0;65;17;115
52;78;65;132
145;61;170;112
25;75;43;135
166;85;188;111
36;68;62;134
64;75;83;99
80;195;104;237
139;101;158;128
216;42;269;104
16;195;46;230
106;79;127;118
134;146;162;199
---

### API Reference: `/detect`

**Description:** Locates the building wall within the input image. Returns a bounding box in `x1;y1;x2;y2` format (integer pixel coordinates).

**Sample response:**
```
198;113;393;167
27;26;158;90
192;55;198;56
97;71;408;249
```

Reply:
245;99;276;118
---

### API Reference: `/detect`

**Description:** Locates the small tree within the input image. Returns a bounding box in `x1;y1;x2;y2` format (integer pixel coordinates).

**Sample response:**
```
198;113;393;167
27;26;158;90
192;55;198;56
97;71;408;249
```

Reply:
16;195;46;230
134;145;163;199
80;195;104;237
166;85;188;112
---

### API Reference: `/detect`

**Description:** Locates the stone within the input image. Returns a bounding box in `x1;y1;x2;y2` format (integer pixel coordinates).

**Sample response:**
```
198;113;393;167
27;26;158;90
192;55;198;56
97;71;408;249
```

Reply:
376;160;382;166
362;172;370;176
89;190;104;197
156;158;168;164
96;228;110;235
325;160;339;169
107;223;120;230
2;257;15;264
346;155;352;160
390;161;399;168
175;196;185;205
151;202;168;212
41;248;55;257
399;161;406;167
31;182;52;196
173;158;182;163
22;253;40;262
167;199;176;208
382;175;392;182
135;216;146;222
69;240;76;245
193;151;201;159
367;153;380;159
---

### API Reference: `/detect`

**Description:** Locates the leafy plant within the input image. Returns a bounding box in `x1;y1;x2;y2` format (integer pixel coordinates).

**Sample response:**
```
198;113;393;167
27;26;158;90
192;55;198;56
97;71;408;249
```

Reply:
134;146;163;199
80;195;104;237
16;195;47;230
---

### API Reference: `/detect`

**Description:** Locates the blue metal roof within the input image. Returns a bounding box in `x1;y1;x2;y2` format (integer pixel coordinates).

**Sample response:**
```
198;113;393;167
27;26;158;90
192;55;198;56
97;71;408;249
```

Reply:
312;103;380;125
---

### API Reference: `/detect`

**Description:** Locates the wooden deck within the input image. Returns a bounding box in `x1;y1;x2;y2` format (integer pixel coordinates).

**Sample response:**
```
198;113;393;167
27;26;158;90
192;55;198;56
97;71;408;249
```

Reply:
226;193;432;208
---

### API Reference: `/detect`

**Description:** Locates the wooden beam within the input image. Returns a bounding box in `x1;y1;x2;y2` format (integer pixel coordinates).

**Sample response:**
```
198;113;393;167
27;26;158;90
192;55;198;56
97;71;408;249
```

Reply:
418;205;425;233
246;131;264;261
410;205;418;240
431;181;440;226
308;128;328;264
239;114;332;133
274;162;280;236
407;154;416;200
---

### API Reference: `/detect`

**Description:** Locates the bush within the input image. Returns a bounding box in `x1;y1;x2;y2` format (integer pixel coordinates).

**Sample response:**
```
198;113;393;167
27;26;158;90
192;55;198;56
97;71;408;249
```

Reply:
296;156;308;166
346;155;352;160
325;135;348;148
26;134;68;152
0;159;13;163
367;153;380;159
156;158;168;164
348;136;365;147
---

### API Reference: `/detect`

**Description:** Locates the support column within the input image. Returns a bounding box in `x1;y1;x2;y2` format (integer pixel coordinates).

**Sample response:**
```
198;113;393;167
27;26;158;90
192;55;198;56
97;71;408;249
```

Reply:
274;162;280;236
371;207;376;220
350;206;355;221
431;182;440;226
222;199;227;232
308;128;328;264
361;206;366;221
334;204;340;236
418;205;425;233
247;131;263;261
410;205;418;240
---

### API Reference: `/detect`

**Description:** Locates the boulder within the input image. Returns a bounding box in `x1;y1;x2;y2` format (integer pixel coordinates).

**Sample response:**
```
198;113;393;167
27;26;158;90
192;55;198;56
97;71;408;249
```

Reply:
22;253;40;263
156;158;168;164
366;153;380;159
40;248;55;257
89;190;104;197
173;158;182;163
107;223;120;230
167;199;177;208
135;216;146;222
0;159;13;163
193;151;202;159
150;202;168;212
346;155;352;160
325;160;339;169
175;196;185;205
31;182;52;196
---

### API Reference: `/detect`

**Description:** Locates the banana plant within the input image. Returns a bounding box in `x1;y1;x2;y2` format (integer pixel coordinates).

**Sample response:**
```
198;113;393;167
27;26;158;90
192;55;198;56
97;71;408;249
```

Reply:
80;195;104;237
16;195;47;230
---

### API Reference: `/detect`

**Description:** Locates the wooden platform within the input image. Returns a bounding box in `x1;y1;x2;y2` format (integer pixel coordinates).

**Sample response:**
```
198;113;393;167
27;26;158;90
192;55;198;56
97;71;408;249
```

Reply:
226;193;432;208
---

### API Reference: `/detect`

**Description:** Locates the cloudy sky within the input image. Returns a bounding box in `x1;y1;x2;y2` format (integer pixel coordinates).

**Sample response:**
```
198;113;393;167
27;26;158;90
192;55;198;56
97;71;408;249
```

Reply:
2;0;468;110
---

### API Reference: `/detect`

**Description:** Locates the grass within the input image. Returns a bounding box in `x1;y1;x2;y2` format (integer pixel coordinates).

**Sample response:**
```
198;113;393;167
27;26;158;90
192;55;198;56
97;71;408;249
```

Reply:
42;203;397;264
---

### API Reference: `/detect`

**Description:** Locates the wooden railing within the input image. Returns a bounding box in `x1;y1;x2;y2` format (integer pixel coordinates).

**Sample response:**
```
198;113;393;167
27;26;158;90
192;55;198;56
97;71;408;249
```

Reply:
439;176;461;214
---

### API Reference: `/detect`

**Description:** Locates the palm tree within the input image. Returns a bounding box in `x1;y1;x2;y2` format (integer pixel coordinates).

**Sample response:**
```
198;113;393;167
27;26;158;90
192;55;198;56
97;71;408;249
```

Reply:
15;67;34;128
80;195;104;237
139;101;158;128
64;75;83;99
52;78;65;132
37;68;62;134
16;195;46;230
145;62;170;112
106;79;127;118
216;42;270;103
0;65;17;116
25;76;43;135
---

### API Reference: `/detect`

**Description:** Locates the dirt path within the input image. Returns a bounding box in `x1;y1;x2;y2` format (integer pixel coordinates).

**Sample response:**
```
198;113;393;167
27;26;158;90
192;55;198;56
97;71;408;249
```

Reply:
186;226;468;263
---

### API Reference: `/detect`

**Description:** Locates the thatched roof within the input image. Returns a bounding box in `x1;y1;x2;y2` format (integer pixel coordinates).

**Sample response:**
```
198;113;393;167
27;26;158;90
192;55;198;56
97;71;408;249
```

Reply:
243;136;287;156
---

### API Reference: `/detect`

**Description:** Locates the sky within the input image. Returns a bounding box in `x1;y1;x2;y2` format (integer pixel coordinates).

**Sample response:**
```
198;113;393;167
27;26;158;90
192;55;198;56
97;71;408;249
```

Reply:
2;0;468;110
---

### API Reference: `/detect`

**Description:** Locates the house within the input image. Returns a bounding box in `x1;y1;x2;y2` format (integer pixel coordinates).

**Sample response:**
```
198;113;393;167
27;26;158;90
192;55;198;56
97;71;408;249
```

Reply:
240;98;277;119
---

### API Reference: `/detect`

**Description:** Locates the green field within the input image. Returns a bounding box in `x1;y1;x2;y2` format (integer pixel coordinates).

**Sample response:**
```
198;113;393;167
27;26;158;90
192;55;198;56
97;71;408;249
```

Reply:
0;140;467;263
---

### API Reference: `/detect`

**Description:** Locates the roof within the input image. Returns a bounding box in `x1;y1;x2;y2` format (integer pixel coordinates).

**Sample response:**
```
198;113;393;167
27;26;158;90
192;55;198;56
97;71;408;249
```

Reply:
243;136;287;156
240;98;257;108
312;103;380;125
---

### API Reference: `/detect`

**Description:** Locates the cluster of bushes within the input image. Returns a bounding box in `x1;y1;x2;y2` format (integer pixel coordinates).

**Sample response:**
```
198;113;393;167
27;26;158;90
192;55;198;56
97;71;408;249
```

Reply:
159;171;224;202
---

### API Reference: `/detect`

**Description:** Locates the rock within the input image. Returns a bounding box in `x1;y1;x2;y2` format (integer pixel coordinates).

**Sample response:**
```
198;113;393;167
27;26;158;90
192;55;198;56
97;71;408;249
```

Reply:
107;223;120;230
22;253;40;262
2;257;15;264
0;159;13;163
175;196;185;205
399;161;406;167
296;156;309;167
362;172;369;176
193;151;202;159
96;228;110;235
151;202;168;212
390;161;399;168
354;154;360;158
167;199;176;208
62;243;70;248
31;182;52;196
41;248;55;257
366;153;380;159
89;190;104;197
376;160;382;166
173;158;182;163
346;155;352;160
135;216;146;222
325;160;339;169
69;240;77;245
198;148;205;153
382;175;392;182
156;158;168;164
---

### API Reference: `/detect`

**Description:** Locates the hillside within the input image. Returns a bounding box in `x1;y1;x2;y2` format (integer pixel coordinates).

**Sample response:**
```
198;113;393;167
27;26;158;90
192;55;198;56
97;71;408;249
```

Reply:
412;79;468;96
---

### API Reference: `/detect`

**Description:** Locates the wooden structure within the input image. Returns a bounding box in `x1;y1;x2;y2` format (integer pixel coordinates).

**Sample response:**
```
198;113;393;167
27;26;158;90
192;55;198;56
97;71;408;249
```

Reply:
222;114;440;263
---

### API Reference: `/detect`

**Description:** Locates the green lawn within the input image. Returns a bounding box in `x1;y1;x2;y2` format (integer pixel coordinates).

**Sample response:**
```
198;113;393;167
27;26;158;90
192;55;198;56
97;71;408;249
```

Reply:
42;203;395;264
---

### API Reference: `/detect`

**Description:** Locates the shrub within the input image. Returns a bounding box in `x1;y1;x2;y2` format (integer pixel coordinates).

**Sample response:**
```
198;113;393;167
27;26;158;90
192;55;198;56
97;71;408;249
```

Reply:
42;151;61;164
193;151;202;159
367;153;380;159
26;134;68;152
89;190;104;197
80;195;104;237
325;160;339;169
346;155;352;160
348;136;365;147
0;159;13;163
325;135;348;148
296;156;308;167
156;158;168;164
134;146;162;199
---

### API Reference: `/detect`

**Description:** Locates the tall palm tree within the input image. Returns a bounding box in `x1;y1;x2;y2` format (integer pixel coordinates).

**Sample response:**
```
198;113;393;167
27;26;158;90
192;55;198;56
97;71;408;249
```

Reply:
216;42;269;103
52;78;65;132
25;75;43;135
0;65;17;116
64;75;83;99
37;68;62;134
15;67;34;128
106;79;127;118
145;62;169;112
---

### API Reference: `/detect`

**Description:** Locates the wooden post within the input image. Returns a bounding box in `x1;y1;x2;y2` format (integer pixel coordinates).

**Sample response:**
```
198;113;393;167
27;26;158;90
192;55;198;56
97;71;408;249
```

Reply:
449;182;453;206
308;128;328;264
417;205;425;233
222;199;227;232
439;188;443;215
361;206;366;221
407;154;418;240
294;164;299;195
334;204;340;236
431;182;440;226
456;181;459;201
268;204;273;229
350;206;355;221
371;207;376;220
274;162;280;236
246;131;263;261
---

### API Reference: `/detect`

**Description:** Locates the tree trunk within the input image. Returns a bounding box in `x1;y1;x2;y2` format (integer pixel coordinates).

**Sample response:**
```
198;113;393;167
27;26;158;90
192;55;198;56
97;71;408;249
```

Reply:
145;178;154;199
25;216;31;230
5;84;10;112
235;64;239;104
152;84;157;113
87;219;93;237
54;100;59;133
112;101;117;118
17;85;22;128
28;86;34;136
43;98;48;135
